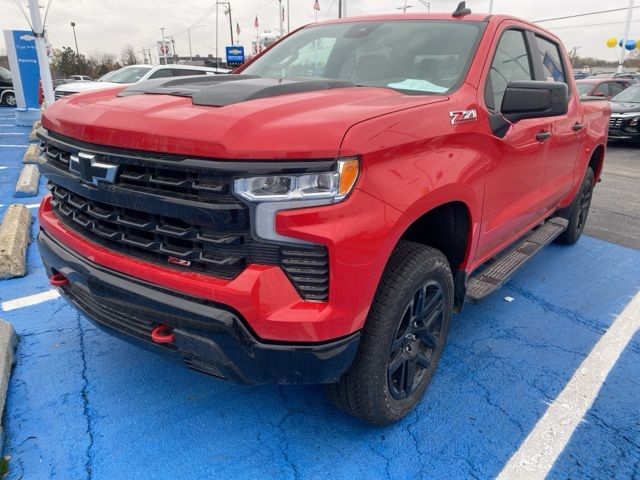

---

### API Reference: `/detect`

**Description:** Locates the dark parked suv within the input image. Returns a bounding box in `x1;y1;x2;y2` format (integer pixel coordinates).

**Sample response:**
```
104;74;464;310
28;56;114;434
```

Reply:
0;67;16;107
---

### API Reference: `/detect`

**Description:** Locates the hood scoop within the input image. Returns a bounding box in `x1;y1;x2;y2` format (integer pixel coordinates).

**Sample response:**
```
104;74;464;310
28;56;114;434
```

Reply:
118;74;357;107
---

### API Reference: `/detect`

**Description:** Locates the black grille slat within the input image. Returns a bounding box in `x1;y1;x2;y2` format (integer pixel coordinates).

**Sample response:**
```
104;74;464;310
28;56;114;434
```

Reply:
281;248;329;301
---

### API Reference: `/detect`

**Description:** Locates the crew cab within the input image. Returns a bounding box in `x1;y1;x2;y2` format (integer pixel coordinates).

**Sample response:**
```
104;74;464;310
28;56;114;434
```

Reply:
36;4;609;425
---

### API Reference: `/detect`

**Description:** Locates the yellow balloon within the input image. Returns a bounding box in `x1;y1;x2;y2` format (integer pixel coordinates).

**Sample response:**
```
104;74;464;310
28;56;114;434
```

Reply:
636;40;640;50
607;37;618;48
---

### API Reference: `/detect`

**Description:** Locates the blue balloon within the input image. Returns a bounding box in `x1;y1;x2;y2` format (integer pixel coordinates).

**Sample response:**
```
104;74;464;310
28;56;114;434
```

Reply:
625;39;637;50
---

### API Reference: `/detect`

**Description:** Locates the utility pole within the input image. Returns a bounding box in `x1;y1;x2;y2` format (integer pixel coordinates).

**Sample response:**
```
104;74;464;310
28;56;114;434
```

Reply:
161;27;168;65
225;3;234;45
27;0;54;105
489;0;494;14
398;0;413;13
417;0;430;11
618;0;635;73
170;36;177;64
287;0;290;32
278;0;284;37
339;0;342;18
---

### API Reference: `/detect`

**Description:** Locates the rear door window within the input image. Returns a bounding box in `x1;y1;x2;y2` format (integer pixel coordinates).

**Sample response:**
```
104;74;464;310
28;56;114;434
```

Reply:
535;36;566;83
608;81;626;96
148;69;173;79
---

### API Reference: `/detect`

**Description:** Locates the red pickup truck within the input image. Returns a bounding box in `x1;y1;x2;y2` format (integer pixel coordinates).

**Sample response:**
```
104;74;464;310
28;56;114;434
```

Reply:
36;5;610;425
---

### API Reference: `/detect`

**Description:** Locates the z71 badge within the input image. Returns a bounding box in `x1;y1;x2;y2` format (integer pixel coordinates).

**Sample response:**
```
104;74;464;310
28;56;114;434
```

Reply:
449;109;478;125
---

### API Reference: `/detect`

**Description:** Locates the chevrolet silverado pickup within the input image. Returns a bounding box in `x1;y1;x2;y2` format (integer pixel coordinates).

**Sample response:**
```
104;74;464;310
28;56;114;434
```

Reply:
36;4;610;425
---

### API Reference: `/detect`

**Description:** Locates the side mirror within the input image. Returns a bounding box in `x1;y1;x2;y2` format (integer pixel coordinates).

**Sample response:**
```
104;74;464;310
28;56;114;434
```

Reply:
501;81;569;123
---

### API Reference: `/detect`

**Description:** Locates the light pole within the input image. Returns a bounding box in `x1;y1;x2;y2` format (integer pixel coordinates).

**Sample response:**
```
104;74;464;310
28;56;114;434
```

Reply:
278;0;284;37
70;22;79;57
618;0;635;73
188;24;206;62
489;0;494;13
161;27;168;65
287;0;290;32
27;0;54;105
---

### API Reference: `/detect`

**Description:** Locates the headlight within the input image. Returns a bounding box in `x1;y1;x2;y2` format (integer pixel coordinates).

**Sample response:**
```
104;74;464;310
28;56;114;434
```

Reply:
233;157;359;244
234;158;359;203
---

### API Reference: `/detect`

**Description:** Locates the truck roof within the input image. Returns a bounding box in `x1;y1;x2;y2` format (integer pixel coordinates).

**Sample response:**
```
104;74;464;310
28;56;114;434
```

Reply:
311;12;559;43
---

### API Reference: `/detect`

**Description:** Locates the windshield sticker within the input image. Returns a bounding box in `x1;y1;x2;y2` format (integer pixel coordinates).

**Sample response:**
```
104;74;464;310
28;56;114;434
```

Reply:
387;79;448;93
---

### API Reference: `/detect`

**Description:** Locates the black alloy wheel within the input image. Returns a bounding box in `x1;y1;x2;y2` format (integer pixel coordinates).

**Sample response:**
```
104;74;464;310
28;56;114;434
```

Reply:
387;281;444;400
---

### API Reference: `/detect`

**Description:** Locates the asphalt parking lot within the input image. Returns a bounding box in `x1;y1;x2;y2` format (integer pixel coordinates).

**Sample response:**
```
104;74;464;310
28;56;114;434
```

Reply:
0;109;639;479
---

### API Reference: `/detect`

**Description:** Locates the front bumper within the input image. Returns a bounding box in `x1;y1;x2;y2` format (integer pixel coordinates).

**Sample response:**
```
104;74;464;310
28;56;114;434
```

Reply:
38;229;360;385
608;129;640;141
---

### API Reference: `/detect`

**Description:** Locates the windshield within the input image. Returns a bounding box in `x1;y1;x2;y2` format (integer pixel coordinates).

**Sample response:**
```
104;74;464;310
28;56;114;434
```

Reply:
576;83;593;95
98;66;152;84
611;85;640;103
243;20;484;94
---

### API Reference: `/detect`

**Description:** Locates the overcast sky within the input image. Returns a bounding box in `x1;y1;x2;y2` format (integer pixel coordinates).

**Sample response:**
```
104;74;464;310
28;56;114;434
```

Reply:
1;0;638;64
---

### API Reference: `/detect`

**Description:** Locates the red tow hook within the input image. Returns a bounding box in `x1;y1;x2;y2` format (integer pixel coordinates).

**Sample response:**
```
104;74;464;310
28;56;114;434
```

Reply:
151;324;175;344
49;273;69;287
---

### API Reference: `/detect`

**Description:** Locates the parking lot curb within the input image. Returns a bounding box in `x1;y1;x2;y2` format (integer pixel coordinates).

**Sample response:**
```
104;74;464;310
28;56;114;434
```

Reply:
14;165;40;198
28;121;41;142
0;320;17;452
0;205;32;279
22;144;39;164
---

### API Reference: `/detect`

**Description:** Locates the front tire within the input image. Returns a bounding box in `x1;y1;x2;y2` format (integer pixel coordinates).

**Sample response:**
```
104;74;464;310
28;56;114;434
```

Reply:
326;241;453;425
555;167;594;245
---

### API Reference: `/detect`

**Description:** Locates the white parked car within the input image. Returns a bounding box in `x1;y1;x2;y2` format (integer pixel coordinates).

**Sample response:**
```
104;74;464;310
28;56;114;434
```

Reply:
54;64;232;100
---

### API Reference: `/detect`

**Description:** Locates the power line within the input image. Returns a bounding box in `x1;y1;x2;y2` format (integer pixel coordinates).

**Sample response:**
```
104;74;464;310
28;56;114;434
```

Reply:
534;6;640;23
547;18;640;30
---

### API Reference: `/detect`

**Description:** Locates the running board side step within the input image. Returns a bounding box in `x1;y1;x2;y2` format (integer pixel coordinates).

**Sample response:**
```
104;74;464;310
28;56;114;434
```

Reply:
465;217;569;303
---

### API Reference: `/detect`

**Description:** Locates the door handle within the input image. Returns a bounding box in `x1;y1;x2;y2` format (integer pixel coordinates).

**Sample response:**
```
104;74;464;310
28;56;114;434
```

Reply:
572;123;585;132
536;131;552;141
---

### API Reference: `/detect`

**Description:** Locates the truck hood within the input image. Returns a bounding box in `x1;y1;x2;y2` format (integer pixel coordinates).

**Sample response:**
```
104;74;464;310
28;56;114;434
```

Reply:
42;76;447;160
610;102;640;114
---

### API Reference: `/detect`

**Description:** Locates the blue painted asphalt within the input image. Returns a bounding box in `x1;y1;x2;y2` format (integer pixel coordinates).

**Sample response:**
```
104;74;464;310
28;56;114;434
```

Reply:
0;108;639;479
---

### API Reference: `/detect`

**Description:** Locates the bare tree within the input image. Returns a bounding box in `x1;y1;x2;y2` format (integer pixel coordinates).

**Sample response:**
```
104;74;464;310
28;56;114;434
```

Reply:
120;44;139;66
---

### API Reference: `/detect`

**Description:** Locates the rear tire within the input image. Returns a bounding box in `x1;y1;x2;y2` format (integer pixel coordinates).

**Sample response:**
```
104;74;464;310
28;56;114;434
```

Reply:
555;167;594;245
325;241;453;425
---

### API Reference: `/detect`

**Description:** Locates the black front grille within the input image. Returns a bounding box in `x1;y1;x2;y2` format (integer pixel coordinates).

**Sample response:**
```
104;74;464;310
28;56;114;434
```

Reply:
42;141;237;203
49;182;264;278
609;117;624;129
40;131;330;301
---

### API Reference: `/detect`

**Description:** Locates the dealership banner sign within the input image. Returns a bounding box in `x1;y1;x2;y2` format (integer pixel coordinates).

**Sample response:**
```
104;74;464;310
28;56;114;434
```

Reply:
3;29;41;110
